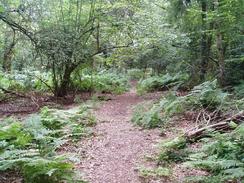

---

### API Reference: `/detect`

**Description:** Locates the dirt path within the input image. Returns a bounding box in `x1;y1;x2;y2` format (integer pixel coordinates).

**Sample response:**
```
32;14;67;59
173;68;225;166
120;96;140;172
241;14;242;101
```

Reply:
78;88;162;183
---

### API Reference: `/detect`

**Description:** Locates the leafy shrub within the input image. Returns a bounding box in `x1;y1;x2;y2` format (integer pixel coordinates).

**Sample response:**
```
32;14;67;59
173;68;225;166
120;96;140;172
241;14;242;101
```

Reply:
40;107;67;130
95;72;129;94
40;105;96;140
74;76;93;92
155;123;244;182
0;71;26;92
73;71;129;94
127;69;144;80
132;92;189;128
136;73;188;94
0;70;53;93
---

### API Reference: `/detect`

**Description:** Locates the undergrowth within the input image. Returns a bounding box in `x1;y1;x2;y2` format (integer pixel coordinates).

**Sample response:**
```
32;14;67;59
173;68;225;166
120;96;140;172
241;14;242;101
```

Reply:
158;137;188;165
136;80;244;182
127;69;145;80
138;166;171;179
0;104;95;183
136;73;188;95
234;80;244;99
184;125;244;182
0;69;129;101
156;124;244;183
0;70;53;93
73;70;129;94
132;80;231;128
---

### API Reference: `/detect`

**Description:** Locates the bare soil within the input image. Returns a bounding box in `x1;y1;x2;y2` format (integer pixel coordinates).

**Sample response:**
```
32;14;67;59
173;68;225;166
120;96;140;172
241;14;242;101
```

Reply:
0;92;92;119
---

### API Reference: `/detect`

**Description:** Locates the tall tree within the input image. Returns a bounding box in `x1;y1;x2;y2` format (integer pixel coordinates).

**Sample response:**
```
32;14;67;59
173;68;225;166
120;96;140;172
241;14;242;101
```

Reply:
2;28;17;71
0;0;136;96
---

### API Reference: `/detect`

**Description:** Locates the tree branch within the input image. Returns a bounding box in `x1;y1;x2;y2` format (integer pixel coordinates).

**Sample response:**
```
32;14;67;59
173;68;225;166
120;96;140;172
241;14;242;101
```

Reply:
91;41;134;57
0;13;37;45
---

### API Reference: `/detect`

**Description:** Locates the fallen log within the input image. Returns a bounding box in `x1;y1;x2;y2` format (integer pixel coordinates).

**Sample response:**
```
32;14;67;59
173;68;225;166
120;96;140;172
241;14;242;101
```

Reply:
184;111;244;141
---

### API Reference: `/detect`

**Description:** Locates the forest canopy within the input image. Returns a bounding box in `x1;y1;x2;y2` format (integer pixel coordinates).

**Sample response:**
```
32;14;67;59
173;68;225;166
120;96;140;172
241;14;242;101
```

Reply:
0;0;243;96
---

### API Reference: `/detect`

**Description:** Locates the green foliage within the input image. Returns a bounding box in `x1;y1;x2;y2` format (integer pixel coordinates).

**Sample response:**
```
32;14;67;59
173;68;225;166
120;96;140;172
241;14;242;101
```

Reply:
138;166;171;178
0;122;32;148
0;104;95;182
0;70;53;95
73;70;129;94
186;80;229;110
0;1;244;181
40;105;96;140
234;80;244;99
127;69;144;80
166;0;244;86
40;107;69;131
95;72;129;94
0;71;26;92
225;61;244;86
183;125;244;182
158;137;188;164
131;92;185;129
132;80;229;129
156;124;244;182
0;118;80;182
136;73;188;95
132;102;163;128
10;70;53;92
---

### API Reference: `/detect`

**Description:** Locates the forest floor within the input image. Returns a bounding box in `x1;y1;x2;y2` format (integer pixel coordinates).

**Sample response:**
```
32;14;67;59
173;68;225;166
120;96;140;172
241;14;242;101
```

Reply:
75;87;164;183
0;84;202;183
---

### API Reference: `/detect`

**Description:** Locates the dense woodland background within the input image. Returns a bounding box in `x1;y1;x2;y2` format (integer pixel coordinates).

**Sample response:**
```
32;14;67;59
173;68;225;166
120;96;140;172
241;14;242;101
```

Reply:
0;0;244;183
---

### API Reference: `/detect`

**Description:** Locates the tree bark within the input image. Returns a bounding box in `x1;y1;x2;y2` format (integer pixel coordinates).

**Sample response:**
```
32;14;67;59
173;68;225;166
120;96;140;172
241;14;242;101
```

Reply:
2;30;17;72
216;31;225;85
215;0;225;86
200;0;208;82
55;64;77;97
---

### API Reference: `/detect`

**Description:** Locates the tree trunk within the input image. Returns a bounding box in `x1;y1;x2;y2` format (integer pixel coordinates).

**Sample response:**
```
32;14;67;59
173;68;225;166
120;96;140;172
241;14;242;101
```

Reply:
2;30;16;72
200;0;208;82
55;65;76;97
215;0;225;86
216;32;225;85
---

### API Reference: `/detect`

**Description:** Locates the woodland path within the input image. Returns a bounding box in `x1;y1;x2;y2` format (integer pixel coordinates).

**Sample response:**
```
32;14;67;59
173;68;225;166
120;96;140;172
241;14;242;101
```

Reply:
78;87;162;183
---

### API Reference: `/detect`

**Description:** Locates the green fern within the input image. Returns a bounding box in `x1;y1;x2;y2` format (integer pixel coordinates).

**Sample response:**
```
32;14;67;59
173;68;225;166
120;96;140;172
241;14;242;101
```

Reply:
0;122;32;148
184;125;244;182
132;102;164;128
73;70;129;94
158;137;188;164
132;80;231;129
136;73;188;94
0;104;95;182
